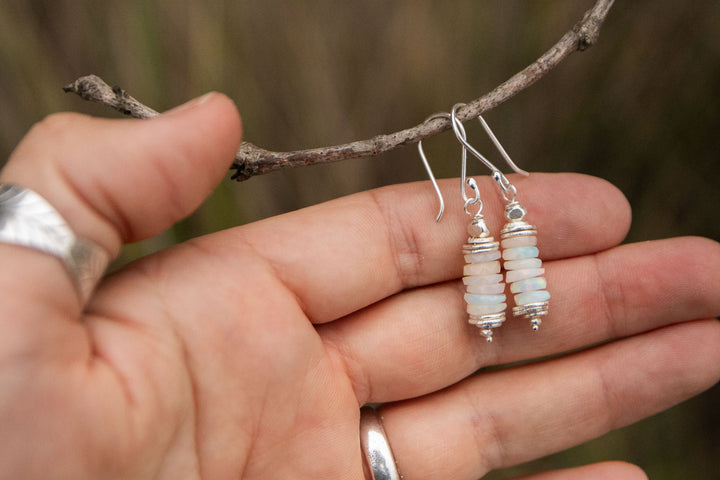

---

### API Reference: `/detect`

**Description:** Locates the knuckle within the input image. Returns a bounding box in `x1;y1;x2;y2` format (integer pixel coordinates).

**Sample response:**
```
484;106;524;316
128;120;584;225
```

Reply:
27;112;87;146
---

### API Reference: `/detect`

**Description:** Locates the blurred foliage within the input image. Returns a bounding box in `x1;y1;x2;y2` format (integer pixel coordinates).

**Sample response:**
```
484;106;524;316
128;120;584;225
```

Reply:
0;1;717;478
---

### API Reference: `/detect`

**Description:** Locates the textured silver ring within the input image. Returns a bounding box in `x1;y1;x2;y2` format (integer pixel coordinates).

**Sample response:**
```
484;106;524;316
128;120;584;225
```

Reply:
360;407;402;480
0;183;110;304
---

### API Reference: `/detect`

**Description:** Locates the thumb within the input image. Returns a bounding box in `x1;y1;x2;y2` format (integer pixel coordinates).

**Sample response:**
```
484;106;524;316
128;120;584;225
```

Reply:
0;93;241;355
1;92;242;255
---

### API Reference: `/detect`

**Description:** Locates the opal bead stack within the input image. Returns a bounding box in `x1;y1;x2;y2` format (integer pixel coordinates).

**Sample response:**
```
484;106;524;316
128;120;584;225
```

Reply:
462;213;506;342
500;201;550;330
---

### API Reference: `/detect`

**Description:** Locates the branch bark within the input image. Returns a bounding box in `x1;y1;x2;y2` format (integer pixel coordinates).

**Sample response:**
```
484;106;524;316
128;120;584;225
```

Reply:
63;0;615;182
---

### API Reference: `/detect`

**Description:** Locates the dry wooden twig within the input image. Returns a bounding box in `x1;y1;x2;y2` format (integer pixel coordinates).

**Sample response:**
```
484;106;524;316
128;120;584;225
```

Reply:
63;0;615;181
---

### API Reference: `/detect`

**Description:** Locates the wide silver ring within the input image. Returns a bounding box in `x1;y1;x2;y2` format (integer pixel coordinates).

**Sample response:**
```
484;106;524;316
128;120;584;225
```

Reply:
360;406;402;480
0;183;110;304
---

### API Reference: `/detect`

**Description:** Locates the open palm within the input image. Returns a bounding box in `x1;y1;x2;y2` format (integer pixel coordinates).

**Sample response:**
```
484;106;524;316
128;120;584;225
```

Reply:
1;94;717;480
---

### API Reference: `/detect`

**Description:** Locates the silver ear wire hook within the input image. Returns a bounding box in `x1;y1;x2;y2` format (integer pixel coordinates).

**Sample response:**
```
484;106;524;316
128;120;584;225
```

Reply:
450;103;530;204
417;113;448;222
418;111;475;222
450;103;529;177
451;104;501;177
419;111;488;222
454;118;483;216
476;115;529;177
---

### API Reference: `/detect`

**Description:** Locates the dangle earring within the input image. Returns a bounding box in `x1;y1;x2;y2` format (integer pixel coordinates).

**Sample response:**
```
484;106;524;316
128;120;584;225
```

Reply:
450;105;550;332
418;113;506;342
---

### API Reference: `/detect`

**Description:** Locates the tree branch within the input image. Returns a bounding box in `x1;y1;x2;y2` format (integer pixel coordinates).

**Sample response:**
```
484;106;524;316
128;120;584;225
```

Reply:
63;0;615;182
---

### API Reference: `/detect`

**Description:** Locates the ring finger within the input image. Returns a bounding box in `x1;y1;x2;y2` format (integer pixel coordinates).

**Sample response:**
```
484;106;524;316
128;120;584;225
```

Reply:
380;319;720;480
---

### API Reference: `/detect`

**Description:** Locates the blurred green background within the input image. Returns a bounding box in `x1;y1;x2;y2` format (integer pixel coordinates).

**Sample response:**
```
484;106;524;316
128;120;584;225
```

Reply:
0;1;717;478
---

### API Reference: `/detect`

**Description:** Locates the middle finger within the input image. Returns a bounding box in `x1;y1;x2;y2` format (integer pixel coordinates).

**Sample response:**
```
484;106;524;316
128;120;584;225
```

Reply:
319;236;720;403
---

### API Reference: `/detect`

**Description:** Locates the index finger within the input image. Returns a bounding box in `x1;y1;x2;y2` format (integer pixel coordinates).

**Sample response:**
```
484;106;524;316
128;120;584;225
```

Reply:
228;173;630;323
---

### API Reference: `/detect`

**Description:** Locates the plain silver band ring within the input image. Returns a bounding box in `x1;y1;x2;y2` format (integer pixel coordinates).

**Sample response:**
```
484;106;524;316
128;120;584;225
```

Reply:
0;183;110;304
360;406;402;480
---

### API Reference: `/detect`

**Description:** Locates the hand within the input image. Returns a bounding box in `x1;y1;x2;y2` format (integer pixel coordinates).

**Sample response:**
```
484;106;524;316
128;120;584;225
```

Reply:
0;94;717;480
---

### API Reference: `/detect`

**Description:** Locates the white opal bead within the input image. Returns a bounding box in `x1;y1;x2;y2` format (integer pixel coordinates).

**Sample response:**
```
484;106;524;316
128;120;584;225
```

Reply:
463;251;501;264
510;276;547;293
505;268;545;283
501;235;537;249
464;293;506;305
501;218;548;325
462;229;506;335
503;246;539;261
504;258;542;270
463;260;500;276
463;273;503;285
466;283;506;294
467;302;507;316
514;290;551;305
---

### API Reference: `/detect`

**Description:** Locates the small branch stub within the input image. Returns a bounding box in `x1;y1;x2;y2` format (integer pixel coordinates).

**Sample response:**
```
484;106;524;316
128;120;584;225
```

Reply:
63;75;158;119
63;0;615;182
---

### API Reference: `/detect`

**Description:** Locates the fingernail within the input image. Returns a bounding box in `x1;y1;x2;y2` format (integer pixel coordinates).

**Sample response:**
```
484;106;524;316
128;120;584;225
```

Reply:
164;92;216;115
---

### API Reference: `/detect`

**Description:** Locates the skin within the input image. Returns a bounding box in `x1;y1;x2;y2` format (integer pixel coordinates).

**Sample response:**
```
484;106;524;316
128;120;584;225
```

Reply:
0;93;717;480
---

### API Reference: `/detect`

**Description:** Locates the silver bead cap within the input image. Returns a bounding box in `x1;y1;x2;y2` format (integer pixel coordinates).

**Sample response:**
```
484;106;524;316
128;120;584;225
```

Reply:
505;201;527;221
469;312;507;343
500;220;537;239
462;237;500;254
512;302;549;332
464;215;500;253
467;214;490;237
469;312;506;327
501;201;537;239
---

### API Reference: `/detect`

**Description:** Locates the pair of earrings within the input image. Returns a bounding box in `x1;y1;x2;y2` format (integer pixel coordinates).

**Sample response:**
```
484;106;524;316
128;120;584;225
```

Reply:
418;104;549;342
